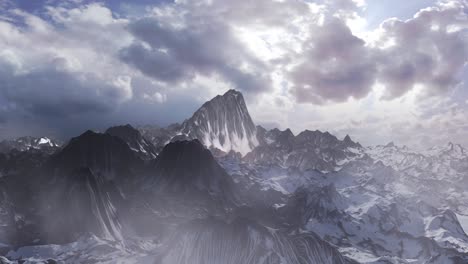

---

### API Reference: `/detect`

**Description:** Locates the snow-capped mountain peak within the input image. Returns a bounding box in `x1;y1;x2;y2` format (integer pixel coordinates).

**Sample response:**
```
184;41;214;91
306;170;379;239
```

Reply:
37;137;52;146
0;136;61;154
179;89;258;156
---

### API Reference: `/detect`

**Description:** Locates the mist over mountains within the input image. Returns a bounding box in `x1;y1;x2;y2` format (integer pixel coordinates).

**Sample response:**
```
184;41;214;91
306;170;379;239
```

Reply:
0;90;468;263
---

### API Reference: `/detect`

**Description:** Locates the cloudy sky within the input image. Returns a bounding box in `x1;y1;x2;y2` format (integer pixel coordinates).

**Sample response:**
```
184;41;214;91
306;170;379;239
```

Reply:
0;0;466;148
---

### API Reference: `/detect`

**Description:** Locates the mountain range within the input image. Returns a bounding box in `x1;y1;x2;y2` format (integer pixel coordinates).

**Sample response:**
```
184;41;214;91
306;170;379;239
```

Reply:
0;89;467;264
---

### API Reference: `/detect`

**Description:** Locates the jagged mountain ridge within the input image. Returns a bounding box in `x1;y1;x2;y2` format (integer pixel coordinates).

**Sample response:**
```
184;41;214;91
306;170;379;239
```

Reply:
246;126;363;172
106;124;158;160
220;139;468;263
1;89;467;263
137;89;362;170
0;136;61;154
138;123;181;153
46;130;144;180
139;89;261;156
179;89;259;156
0;125;354;263
367;142;468;183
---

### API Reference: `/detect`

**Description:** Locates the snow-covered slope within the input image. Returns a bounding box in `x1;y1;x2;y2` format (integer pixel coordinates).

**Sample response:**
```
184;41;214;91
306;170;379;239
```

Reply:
0;136;61;154
367;142;468;182
137;90;259;156
366;142;468;211
246;127;364;172
218;140;468;263
5;234;157;264
179;89;259;156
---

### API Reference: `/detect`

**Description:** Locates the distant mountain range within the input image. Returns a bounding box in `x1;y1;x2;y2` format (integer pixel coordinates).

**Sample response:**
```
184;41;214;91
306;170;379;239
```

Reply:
0;90;467;264
0;136;61;154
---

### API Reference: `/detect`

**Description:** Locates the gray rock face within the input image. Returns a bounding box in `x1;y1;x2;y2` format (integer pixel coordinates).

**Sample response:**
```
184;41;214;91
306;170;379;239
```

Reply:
0;182;14;250
138;123;181;153
158;218;352;264
138;90;261;157
46;130;143;180
38;167;123;244
106;124;158;160
179;89;258;156
246;128;363;172
149;139;237;204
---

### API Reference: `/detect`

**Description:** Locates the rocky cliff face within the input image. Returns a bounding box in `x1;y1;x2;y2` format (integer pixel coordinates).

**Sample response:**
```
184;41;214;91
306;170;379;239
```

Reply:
246;127;364;172
157;217;353;264
106;124;158;160
138;90;259;157
46;130;143;180
179;89;258;156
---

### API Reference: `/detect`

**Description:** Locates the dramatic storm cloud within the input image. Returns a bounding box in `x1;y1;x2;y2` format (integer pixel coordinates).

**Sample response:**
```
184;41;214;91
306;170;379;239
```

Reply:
0;0;466;148
289;1;467;103
120;15;270;92
374;1;467;99
289;17;377;104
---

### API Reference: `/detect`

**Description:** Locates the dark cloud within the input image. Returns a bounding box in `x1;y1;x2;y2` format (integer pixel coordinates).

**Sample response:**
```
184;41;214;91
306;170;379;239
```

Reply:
118;0;361;99
120;15;270;93
289;18;377;104
0;58;128;121
120;42;187;83
376;2;468;99
0;69;199;140
289;1;467;104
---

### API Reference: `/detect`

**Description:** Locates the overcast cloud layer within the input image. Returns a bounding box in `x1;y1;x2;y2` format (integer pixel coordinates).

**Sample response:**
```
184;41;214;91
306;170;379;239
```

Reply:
0;0;466;148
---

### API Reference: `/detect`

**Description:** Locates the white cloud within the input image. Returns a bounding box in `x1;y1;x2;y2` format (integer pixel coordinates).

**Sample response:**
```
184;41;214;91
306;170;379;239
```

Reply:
0;0;466;148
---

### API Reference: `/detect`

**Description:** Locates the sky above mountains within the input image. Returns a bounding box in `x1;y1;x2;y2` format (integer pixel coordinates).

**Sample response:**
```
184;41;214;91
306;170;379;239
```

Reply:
0;0;466;149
